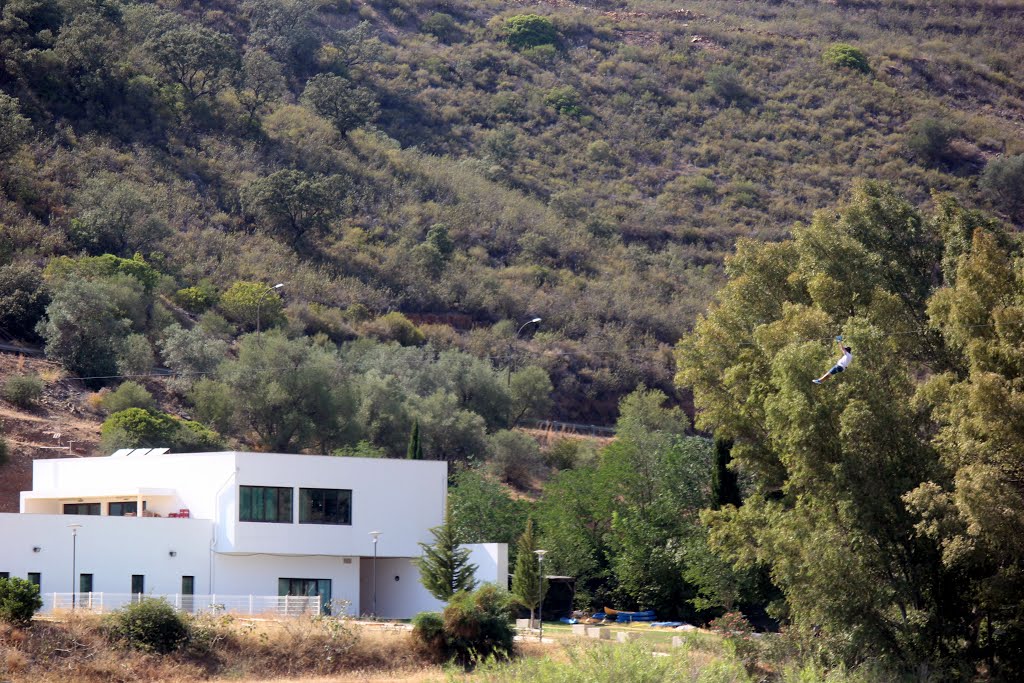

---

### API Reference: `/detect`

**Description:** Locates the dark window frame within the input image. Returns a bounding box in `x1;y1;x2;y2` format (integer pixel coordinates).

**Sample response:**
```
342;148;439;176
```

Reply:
109;501;145;516
131;574;144;595
299;488;352;526
27;572;40;586
239;485;294;523
63;502;101;515
80;573;93;593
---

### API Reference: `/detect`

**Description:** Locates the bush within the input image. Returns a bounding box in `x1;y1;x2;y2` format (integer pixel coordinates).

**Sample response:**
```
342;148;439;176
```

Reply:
907;117;958;167
0;576;43;625
0;432;7;464
218;281;284;331
503;14;558;50
2;374;43;409
106;597;190;653
100;381;155;414
486;430;546;488
980;154;1024;219
822;43;870;73
412;585;515;665
173;283;218;313
362;312;425;346
543;86;582;118
116;333;155;377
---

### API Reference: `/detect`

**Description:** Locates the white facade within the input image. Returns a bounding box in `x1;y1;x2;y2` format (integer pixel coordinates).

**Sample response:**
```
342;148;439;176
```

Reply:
1;451;507;618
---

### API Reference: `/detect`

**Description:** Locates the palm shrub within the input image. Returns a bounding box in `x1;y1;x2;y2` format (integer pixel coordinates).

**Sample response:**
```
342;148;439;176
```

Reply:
0;576;43;625
105;597;190;653
412;584;515;665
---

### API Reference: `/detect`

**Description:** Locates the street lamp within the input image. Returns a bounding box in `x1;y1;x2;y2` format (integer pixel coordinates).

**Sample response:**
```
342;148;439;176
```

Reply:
534;549;547;643
255;283;284;337
369;530;382;617
67;524;82;610
507;317;542;389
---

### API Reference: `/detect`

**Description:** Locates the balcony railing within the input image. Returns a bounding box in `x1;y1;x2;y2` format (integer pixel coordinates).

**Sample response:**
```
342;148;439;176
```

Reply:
42;592;322;617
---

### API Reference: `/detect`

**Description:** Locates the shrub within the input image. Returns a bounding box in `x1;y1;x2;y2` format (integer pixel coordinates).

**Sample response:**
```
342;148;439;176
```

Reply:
2;374;43;409
218;281;285;331
907;117;958;167
362;312;425;346
706;65;748;103
422;12;458;41
822;43;870;73
503;14;558;50
0;576;43;625
412;585;515;665
106;597;190;653
0;432;7;465
543;86;582;118
486;430;546;488
100;381;155;414
443;584;515;665
980;154;1024;219
173;283;218;313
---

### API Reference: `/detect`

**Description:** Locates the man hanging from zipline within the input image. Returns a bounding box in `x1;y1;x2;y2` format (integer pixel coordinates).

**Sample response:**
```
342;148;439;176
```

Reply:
813;337;852;384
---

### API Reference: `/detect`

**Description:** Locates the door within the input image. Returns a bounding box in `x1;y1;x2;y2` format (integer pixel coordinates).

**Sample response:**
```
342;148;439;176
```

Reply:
181;576;194;612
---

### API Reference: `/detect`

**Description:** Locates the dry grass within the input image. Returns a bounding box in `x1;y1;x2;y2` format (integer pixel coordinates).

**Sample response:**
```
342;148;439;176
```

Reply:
0;613;439;683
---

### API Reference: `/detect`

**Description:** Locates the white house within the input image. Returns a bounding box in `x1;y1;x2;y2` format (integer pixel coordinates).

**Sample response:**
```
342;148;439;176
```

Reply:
0;450;507;618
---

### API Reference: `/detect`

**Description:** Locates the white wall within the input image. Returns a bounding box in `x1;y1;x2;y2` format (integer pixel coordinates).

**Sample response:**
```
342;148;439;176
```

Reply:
0;513;213;597
358;544;510;619
213;554;360;615
228;453;447;557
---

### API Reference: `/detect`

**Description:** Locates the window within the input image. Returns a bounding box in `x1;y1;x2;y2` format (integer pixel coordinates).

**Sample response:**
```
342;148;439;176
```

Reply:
299;488;352;525
0;572;9;579
27;572;40;586
131;574;144;595
109;501;144;516
278;578;332;614
63;503;100;515
181;576;194;594
240;486;293;523
80;573;93;593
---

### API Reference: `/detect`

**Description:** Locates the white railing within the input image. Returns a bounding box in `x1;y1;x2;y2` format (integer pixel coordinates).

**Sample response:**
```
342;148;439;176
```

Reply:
43;592;321;617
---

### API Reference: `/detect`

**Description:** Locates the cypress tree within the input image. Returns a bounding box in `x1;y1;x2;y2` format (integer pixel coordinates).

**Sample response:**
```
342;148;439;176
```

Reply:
417;504;478;601
510;518;547;627
406;419;423;460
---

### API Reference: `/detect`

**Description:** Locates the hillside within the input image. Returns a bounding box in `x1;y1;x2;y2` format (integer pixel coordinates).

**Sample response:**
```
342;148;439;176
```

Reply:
1;0;1022;444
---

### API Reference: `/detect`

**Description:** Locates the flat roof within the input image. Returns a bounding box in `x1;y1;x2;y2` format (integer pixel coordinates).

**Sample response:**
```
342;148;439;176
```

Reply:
23;487;177;500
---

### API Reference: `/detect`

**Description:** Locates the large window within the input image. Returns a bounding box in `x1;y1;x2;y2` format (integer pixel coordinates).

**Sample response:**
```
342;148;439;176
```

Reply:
80;573;93;593
240;486;293;523
109;501;144;516
278;578;332;613
27;572;40;586
299;488;351;525
63;503;100;515
131;574;144;595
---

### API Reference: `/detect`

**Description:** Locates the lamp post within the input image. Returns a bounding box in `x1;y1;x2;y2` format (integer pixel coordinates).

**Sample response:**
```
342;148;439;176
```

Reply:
255;283;284;337
505;317;540;387
534;549;547;643
369;530;382;617
67;524;82;610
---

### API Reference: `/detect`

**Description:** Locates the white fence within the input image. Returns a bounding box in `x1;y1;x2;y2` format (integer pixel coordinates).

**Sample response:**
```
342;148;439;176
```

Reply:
42;592;322;617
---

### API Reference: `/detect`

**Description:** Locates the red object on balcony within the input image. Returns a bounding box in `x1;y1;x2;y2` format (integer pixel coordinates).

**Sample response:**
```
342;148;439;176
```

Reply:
178;509;190;518
168;513;179;518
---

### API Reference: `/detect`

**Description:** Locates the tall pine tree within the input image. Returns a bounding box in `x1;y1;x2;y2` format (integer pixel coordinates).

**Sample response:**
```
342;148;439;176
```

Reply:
510;518;547;627
417;504;478;601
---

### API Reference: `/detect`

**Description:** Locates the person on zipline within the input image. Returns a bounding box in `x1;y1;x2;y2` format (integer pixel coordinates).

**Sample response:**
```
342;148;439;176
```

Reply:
813;337;852;384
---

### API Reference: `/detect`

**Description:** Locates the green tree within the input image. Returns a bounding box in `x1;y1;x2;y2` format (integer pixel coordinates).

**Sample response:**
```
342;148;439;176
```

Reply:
448;468;529;558
674;182;967;670
149;25;239;100
195;332;357;452
711;439;741;509
0;262;48;339
157;324;229;393
418;505;478;602
300;73;377;135
510;518;547;626
0;92;30;160
36;278;140;382
236;49;286;122
508;366;553;427
406;419;423;459
502;14;558;50
67;175;170;257
241;170;347;243
907;117;958;168
486;429;545;488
